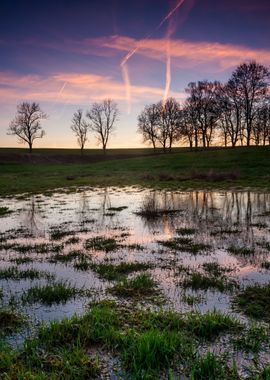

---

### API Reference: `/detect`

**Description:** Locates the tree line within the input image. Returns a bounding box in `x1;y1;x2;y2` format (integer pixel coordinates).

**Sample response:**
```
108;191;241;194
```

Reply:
138;61;270;150
7;61;270;153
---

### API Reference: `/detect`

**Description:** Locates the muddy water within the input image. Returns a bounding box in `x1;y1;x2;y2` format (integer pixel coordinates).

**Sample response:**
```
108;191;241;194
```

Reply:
0;187;269;339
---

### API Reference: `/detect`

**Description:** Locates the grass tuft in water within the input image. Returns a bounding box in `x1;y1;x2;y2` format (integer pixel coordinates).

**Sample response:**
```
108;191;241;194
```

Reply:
108;273;158;298
159;237;210;254
233;283;270;322
0;267;54;281
232;323;269;353
228;245;255;256
22;280;86;305
91;262;152;280
182;272;238;292
0;308;26;335
190;352;238;380
176;227;197;235
0;207;12;217
85;236;119;252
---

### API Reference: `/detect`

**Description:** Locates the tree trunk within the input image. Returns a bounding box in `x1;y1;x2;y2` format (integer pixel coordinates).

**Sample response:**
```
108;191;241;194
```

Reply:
29;142;32;153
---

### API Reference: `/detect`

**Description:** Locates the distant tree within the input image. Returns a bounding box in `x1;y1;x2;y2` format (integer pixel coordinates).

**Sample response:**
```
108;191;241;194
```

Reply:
253;102;270;146
158;98;182;152
86;99;119;154
228;61;270;146
7;102;47;153
216;82;243;147
137;103;159;150
71;109;89;155
185;81;221;148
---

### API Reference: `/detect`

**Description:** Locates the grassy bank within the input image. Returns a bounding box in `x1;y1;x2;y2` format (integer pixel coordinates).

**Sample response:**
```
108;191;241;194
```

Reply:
0;146;269;196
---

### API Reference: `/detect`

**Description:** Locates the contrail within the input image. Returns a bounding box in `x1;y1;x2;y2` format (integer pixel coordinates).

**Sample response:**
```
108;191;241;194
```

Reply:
121;0;186;113
163;38;171;104
121;64;131;114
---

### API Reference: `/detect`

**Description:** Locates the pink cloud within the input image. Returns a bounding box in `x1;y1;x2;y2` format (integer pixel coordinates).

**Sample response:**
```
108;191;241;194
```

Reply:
0;71;184;106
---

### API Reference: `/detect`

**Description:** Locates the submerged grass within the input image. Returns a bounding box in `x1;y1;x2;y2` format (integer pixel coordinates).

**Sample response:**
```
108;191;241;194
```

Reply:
85;236;119;252
21;280;87;305
108;273;158;298
159;237;210;254
233;283;270;322
90;262;152;280
182;272;238;292
228;245;255;256
0;308;26;335
0;207;12;217
0;267;54;281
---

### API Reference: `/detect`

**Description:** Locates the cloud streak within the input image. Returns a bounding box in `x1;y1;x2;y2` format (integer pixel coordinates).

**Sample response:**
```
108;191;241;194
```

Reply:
0;71;184;106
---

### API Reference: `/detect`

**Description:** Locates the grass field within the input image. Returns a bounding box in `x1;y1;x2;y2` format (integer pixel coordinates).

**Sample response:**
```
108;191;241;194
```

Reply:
0;146;269;196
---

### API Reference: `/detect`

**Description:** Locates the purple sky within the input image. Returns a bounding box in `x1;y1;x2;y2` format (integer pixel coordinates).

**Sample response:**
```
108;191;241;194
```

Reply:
1;0;270;148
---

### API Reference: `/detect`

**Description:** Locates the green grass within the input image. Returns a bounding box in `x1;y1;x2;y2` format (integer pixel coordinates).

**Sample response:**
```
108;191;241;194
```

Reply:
0;308;26;335
85;236;119;252
0;301;246;379
21;281;86;305
0;146;269;196
9;256;34;264
202;262;232;277
228;245;255;256
0;207;12;216
232;324;269;353
90;262;152;280
159;237;210;254
233;283;270;322
108;273;158;298
190;352;238;380
182;272;238;292
176;227;197;235
0;267;54;281
50;250;84;263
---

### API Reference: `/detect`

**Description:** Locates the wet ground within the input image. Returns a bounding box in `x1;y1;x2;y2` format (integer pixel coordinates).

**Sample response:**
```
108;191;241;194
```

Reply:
0;187;270;377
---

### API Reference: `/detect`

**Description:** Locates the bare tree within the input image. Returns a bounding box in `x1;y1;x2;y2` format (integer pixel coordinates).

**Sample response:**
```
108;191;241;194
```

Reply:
71;109;89;155
158;98;182;152
185;81;221;148
137;103;159;150
86;99;119;154
228;61;270;146
7;102;47;153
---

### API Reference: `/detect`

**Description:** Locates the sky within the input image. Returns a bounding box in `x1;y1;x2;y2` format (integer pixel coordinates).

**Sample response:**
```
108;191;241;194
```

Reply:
1;0;270;149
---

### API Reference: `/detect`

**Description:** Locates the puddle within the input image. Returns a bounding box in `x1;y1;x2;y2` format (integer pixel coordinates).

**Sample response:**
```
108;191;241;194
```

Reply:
0;187;270;345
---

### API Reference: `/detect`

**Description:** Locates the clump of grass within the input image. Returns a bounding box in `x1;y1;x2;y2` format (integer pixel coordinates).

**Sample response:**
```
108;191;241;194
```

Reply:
22;281;85;305
202;262;232;277
228;245;255;256
0;308;26;335
182;293;205;306
210;229;241;236
182;272;237;292
91;262;152;280
135;197;181;219
13;242;63;254
0;267;54;281
159;238;210;254
50;250;83;263
190;352;238;380
261;261;270;270
121;329;192;379
185;311;241;340
108;273;158;298
107;206;128;211
0;207;12;217
233;283;270;322
10;257;33;264
50;229;75;241
176;227;197;235
65;236;80;245
74;257;92;271
85;236;119;252
232;324;269;353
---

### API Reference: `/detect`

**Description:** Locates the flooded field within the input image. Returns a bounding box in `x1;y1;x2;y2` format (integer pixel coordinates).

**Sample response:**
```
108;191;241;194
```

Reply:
0;187;270;378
